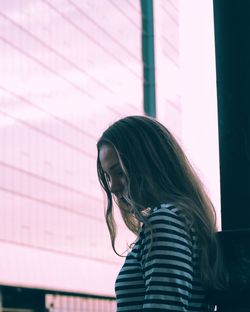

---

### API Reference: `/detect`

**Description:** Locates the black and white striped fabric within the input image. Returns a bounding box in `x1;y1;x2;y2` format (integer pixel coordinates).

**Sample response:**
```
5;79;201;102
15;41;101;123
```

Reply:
115;203;210;311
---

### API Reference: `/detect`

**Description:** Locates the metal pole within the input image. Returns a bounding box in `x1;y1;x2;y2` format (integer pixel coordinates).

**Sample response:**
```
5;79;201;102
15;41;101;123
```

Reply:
140;0;156;117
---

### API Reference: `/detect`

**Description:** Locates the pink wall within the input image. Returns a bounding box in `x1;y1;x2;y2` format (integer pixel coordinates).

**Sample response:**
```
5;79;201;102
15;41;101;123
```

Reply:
0;0;142;297
154;0;182;140
0;0;220;299
154;0;221;228
179;0;221;228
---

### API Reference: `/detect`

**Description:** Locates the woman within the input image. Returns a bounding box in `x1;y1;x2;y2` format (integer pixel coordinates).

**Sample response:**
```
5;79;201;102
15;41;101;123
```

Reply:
97;115;225;311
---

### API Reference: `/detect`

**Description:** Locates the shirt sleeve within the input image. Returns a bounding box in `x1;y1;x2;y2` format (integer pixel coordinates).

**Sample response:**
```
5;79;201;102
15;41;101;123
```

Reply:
140;207;194;311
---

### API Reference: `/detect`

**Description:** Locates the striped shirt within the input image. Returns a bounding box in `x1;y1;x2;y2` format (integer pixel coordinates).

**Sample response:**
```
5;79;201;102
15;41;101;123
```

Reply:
115;203;211;311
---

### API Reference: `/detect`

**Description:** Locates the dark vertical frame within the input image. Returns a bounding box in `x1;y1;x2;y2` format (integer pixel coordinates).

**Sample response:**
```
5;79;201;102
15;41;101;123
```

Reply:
140;0;156;117
213;1;250;230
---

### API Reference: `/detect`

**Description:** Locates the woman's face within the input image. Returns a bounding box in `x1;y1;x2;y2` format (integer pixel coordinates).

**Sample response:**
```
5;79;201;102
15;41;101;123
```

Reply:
99;144;129;211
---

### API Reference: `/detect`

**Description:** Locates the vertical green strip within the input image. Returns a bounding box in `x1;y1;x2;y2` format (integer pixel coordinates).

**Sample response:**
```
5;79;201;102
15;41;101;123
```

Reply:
140;0;156;117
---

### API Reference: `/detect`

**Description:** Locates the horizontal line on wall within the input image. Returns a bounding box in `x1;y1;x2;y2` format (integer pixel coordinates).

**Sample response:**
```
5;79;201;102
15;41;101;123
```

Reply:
0;36;96;100
162;35;179;54
0;186;104;221
0;12;117;96
161;5;179;26
0;160;97;199
109;0;141;30
67;0;141;62
41;0;141;79
166;0;179;13
0;85;99;141
126;0;141;14
0;238;120;265
0;109;96;158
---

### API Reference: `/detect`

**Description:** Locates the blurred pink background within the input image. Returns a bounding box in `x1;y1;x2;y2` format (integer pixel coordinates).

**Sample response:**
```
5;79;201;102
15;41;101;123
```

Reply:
0;0;220;306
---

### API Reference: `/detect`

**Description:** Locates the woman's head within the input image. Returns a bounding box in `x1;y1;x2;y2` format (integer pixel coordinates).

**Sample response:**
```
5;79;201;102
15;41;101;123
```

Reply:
97;115;214;220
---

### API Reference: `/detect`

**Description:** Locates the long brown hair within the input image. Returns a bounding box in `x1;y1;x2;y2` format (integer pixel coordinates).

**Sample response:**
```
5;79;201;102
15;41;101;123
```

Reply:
97;115;226;290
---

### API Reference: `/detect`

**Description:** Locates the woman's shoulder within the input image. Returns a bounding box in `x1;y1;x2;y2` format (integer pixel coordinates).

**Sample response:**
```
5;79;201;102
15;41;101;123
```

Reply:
143;203;194;240
139;203;194;253
148;203;186;226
